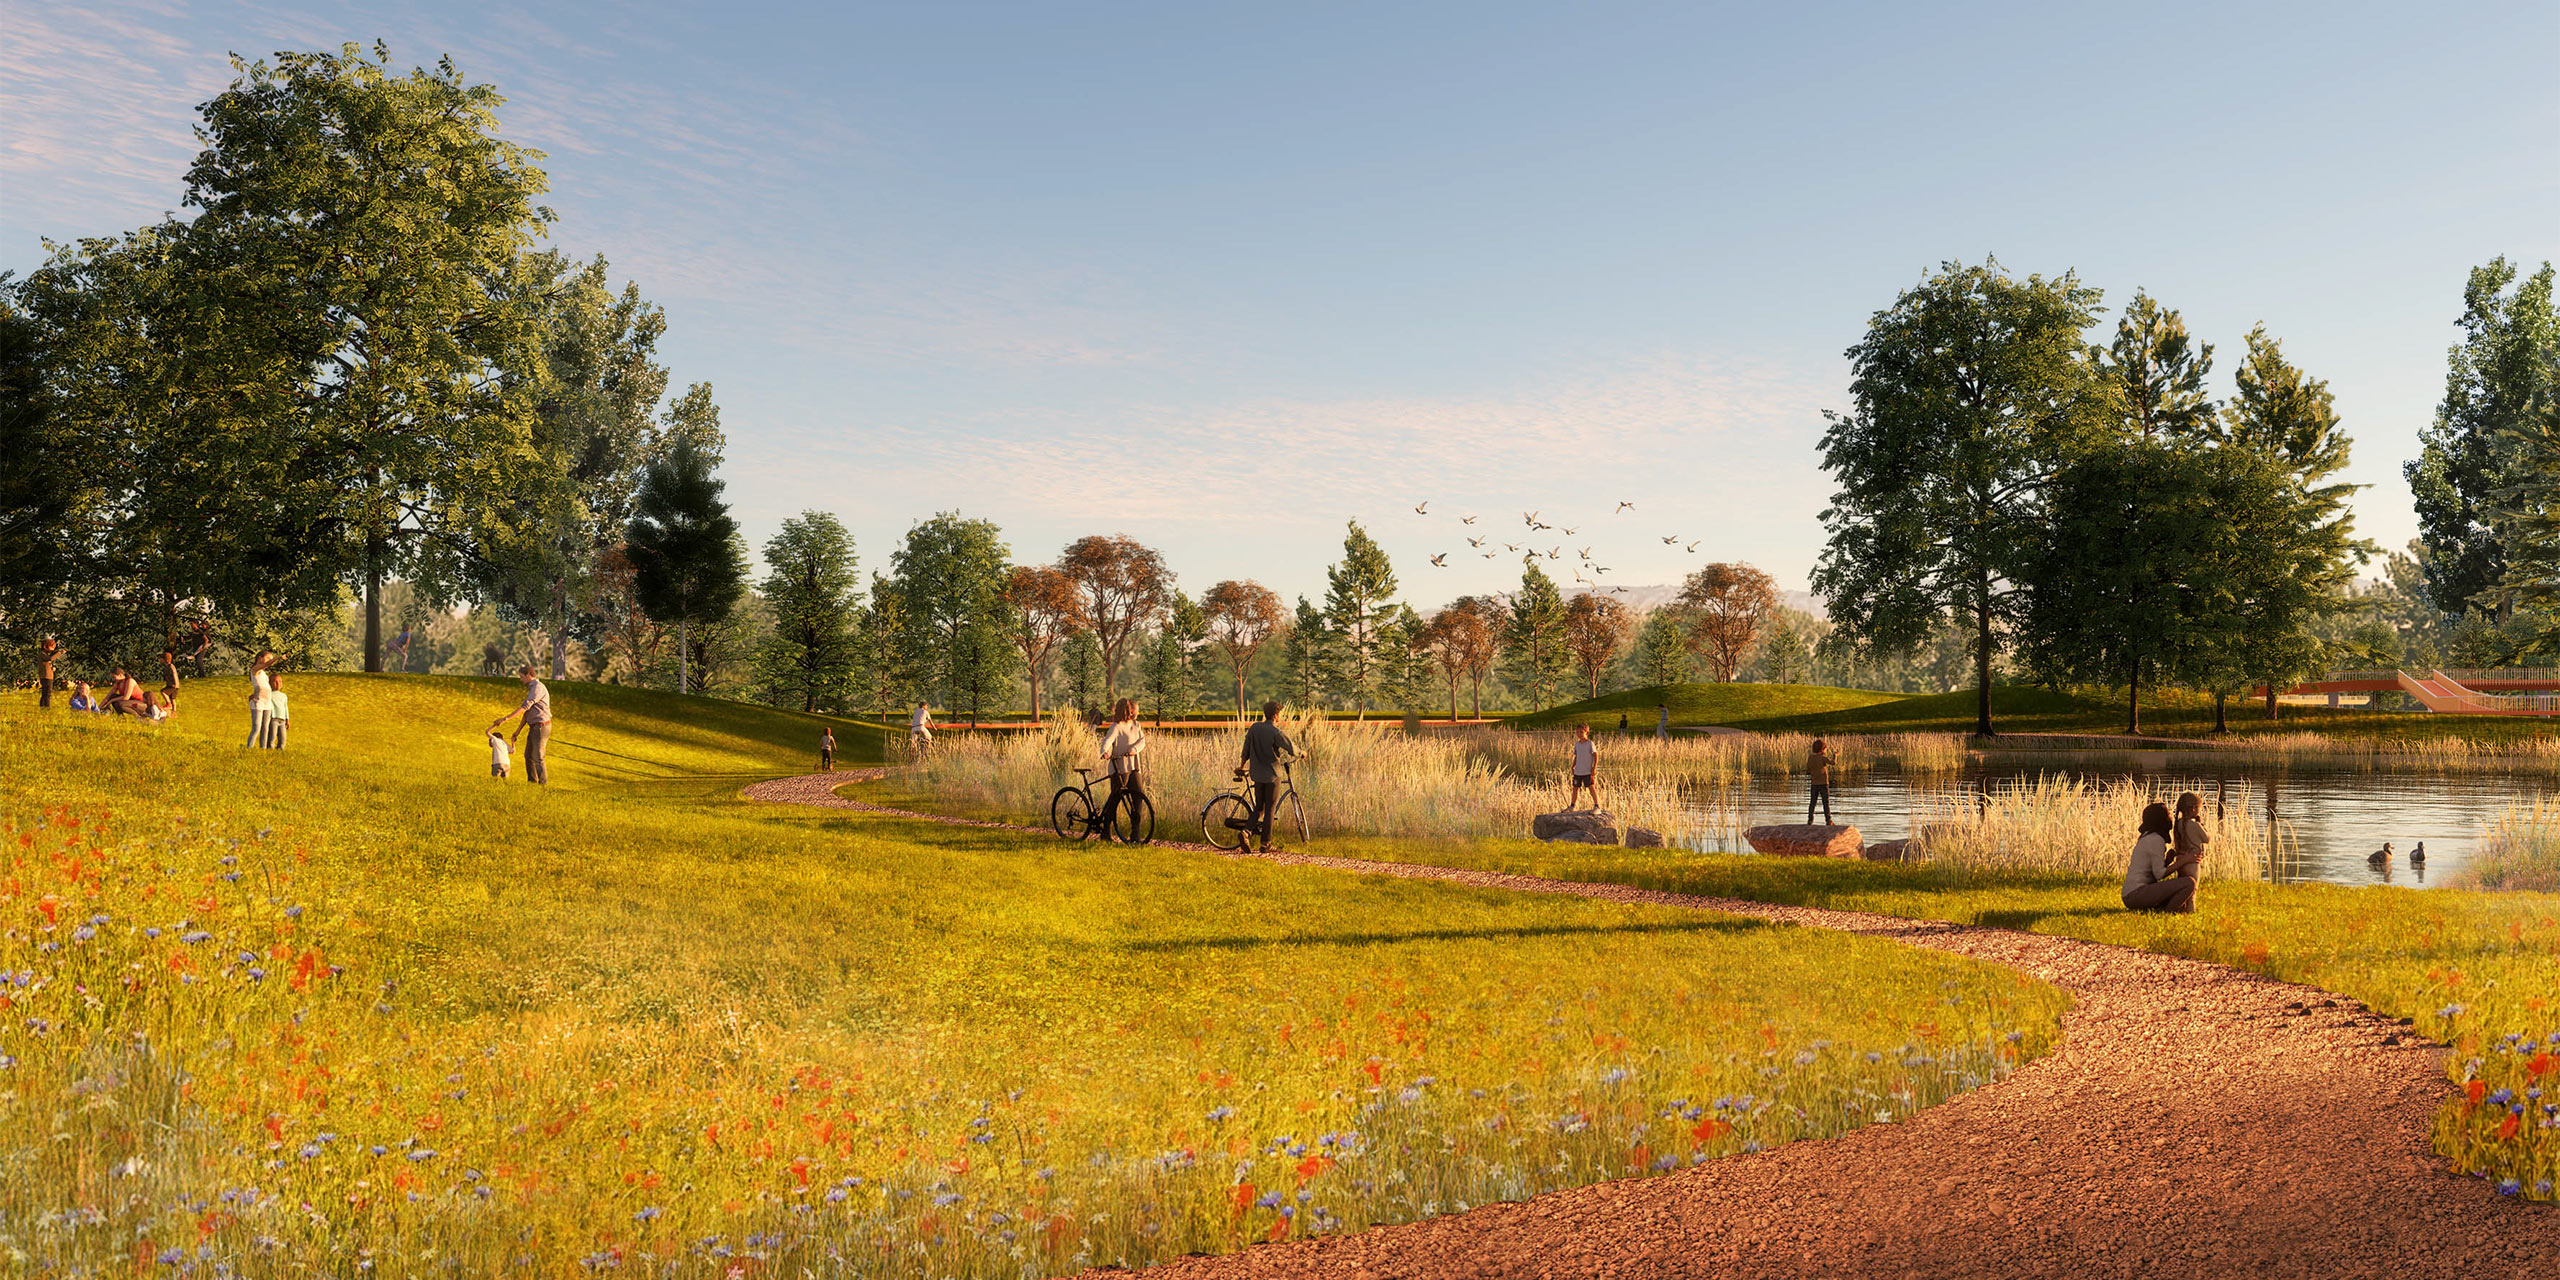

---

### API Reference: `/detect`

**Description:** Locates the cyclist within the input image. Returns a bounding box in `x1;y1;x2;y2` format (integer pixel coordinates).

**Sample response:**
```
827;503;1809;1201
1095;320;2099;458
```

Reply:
909;700;934;751
1231;700;1297;852
1098;698;1147;842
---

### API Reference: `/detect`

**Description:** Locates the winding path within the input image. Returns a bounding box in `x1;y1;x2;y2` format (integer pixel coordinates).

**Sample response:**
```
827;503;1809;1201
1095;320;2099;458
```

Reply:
743;771;2553;1278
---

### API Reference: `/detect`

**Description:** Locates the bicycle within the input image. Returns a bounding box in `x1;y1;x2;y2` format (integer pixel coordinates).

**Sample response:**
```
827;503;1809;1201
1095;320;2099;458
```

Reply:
1051;768;1154;845
1200;762;1308;851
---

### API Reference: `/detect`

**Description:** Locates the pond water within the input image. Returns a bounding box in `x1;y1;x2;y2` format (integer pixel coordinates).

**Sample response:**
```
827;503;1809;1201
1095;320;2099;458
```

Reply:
1684;759;2545;888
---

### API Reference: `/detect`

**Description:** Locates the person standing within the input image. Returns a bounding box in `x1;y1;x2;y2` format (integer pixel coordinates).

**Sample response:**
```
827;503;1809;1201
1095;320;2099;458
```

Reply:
1654;703;1669;741
488;665;553;784
37;637;59;708
244;650;278;747
1805;738;1834;825
264;674;291;748
1617;710;1629;735
488;728;512;779
2122;802;2196;912
1234;701;1298;853
1098;698;1148;842
158;651;182;706
2171;791;2211;881
819;727;837;772
1568;724;1602;810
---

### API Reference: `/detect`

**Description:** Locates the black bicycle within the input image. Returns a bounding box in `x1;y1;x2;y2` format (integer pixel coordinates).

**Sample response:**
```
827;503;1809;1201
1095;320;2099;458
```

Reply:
1200;762;1308;850
1051;767;1154;845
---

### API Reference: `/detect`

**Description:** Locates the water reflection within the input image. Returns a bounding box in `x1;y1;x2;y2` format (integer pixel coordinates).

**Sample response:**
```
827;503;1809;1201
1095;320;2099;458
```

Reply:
1683;762;2535;888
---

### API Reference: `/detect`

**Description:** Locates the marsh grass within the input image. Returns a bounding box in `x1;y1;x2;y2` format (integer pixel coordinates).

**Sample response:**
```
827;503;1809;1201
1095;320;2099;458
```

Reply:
1907;776;2297;882
2458;801;2560;893
2;680;2069;1275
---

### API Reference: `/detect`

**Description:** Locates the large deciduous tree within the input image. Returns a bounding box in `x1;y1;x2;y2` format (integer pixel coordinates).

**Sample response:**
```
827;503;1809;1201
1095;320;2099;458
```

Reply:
184;44;556;671
1322;520;1399;719
893;513;1015;724
2406;258;2557;618
1001;565;1081;721
1561;594;1631;699
1058;534;1170;697
1679;562;1777;683
756;512;860;711
624;432;745;696
1415;598;1496;722
1201;579;1284;720
1812;258;2107;736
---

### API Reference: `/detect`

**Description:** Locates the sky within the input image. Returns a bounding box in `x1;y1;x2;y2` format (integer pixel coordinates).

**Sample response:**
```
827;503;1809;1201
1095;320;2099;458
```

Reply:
6;0;2556;608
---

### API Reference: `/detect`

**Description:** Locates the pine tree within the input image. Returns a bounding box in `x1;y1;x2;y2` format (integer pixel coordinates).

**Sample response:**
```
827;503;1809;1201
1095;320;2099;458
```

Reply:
1503;564;1570;710
625;437;745;696
1282;597;1332;710
1322;521;1399;718
754;512;860;712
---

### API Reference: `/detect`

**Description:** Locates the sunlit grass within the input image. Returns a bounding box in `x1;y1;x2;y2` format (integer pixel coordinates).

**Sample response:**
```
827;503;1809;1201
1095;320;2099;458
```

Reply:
1328;835;2560;1202
1;679;2068;1274
2459;801;2560;893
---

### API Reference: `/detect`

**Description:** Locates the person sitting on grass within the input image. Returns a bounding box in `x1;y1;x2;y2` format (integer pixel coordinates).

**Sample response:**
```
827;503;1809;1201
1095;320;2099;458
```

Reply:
2172;791;2210;879
2122;801;2195;913
1567;724;1601;811
1230;701;1298;853
104;666;155;716
1098;698;1148;842
66;679;103;713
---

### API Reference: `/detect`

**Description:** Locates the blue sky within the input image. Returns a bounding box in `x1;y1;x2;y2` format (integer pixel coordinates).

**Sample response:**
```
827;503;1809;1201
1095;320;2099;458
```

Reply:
6;1;2555;607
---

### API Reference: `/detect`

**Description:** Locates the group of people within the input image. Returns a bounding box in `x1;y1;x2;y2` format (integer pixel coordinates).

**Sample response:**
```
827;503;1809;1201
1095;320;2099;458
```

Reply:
40;636;203;726
485;665;553;783
1561;727;1839;825
1072;697;1297;850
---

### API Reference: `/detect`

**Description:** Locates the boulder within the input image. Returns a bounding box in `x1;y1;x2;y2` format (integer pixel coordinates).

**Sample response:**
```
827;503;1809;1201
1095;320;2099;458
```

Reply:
1534;810;1620;845
1743;823;1864;858
1861;838;1918;863
1624;826;1666;849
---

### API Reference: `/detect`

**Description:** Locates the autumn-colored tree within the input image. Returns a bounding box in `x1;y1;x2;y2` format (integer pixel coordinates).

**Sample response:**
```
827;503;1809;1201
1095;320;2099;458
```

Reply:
1561;594;1632;699
1680;562;1778;682
1058;534;1171;696
1001;564;1081;721
1447;596;1505;720
1414;600;1494;721
1201;579;1284;720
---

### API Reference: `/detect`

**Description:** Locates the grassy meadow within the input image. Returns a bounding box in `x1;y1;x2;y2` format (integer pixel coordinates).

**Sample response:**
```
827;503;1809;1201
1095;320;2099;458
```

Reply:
2;676;2069;1276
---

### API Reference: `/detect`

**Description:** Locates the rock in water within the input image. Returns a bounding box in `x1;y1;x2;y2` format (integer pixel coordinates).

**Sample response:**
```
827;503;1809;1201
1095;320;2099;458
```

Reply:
1743;823;1864;858
1624;827;1666;849
1534;810;1620;845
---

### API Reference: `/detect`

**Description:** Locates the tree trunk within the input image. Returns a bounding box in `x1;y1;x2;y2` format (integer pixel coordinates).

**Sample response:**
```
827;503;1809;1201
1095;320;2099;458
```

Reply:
2126;659;2141;735
678;619;691;696
2265;683;2280;720
2213;690;2229;734
550;579;572;681
1973;588;1996;737
1234;665;1246;723
1448;670;1460;723
364;534;385;673
1470;671;1483;721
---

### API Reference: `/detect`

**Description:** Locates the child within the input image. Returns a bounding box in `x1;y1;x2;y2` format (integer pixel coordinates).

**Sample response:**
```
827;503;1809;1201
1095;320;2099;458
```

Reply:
1568;724;1601;811
489;729;512;779
265;674;291;748
1805;738;1833;825
820;728;837;772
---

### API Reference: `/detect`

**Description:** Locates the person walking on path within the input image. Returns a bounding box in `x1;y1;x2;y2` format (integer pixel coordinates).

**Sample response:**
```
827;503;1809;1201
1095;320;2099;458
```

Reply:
488;665;553;784
2171;791;2210;881
243;650;278;747
819;728;837;772
1099;698;1148;842
1567;724;1602;811
2122;801;2197;912
909;701;934;752
1234;701;1298;853
264;674;291;748
37;637;59;708
1805;738;1835;825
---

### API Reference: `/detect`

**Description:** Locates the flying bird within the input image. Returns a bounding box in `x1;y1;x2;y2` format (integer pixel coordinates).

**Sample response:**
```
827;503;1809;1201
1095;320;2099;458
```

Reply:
1610;585;1629;594
1578;547;1593;560
1686;541;1700;553
1414;501;1429;515
1430;553;1448;566
1504;543;1520;552
1523;510;1540;526
1593;564;1612;574
1661;535;1680;545
1461;514;1477;525
1481;552;1497;559
1560;526;1577;536
1615;501;1635;513
1467;536;1485;548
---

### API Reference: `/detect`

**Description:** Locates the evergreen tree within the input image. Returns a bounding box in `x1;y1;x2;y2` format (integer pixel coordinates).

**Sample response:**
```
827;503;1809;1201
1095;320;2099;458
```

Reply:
625;435;746;695
2091;291;2218;439
1633;608;1692;688
852;574;910;720
1138;591;1207;724
2406;258;2556;616
754;511;859;711
2218;325;2370;718
1813;258;2108;735
1059;628;1106;717
1321;520;1400;718
1282;597;1332;709
1503;563;1570;709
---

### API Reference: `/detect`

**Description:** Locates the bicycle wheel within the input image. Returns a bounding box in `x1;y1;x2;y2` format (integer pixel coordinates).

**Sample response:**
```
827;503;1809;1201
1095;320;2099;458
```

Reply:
1201;793;1251;850
1114;793;1156;846
1287;790;1310;846
1051;786;1094;840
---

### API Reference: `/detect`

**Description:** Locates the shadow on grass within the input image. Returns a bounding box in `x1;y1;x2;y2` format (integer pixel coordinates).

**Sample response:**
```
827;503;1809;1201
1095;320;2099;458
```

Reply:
1117;917;1767;952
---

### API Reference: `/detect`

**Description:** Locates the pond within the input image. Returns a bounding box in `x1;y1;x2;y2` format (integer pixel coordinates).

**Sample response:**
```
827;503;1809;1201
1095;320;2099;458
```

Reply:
1683;758;2543;888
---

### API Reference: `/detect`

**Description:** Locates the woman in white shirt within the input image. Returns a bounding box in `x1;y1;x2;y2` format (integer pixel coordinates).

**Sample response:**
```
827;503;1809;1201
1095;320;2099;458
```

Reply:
2123;802;2195;913
1098;698;1148;842
243;650;277;748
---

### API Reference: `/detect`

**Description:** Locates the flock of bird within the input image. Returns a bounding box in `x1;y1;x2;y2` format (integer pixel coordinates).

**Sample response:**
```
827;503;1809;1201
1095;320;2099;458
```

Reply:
2369;841;2425;869
1411;499;1701;593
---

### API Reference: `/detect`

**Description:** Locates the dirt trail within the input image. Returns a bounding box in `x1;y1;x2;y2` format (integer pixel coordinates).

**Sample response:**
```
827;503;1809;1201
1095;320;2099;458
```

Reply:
744;771;2553;1278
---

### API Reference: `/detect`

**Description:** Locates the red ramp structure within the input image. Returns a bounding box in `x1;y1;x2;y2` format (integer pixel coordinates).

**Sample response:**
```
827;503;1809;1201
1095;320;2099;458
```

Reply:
2267;667;2560;716
2393;669;2560;717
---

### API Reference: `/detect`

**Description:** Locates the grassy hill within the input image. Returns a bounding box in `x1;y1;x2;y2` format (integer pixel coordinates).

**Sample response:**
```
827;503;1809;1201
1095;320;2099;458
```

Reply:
2;674;2062;1275
1508;682;1911;731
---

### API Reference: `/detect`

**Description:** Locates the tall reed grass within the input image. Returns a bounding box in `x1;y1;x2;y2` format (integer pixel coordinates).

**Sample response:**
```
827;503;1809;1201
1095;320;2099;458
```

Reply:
2455;800;2560;892
2177;732;2560;773
1907;777;2296;881
1452;730;1970;786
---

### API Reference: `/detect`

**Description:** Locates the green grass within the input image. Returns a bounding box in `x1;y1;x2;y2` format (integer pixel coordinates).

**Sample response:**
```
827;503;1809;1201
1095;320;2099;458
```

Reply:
1318;834;2560;1201
1508;682;1912;732
2;677;2067;1275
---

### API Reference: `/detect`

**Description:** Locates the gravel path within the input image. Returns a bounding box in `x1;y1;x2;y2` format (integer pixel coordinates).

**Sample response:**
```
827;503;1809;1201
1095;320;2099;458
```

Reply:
744;771;2553;1277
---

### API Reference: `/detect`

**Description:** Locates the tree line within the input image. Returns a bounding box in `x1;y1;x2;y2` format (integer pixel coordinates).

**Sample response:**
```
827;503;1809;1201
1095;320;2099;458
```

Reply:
1813;257;2556;735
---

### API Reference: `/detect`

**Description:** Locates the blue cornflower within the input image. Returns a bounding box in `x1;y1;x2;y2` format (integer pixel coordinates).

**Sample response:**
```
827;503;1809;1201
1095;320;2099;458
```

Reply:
181;932;211;944
932;1191;961;1206
1206;1106;1234;1122
407;1148;435;1161
634;1206;660;1221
